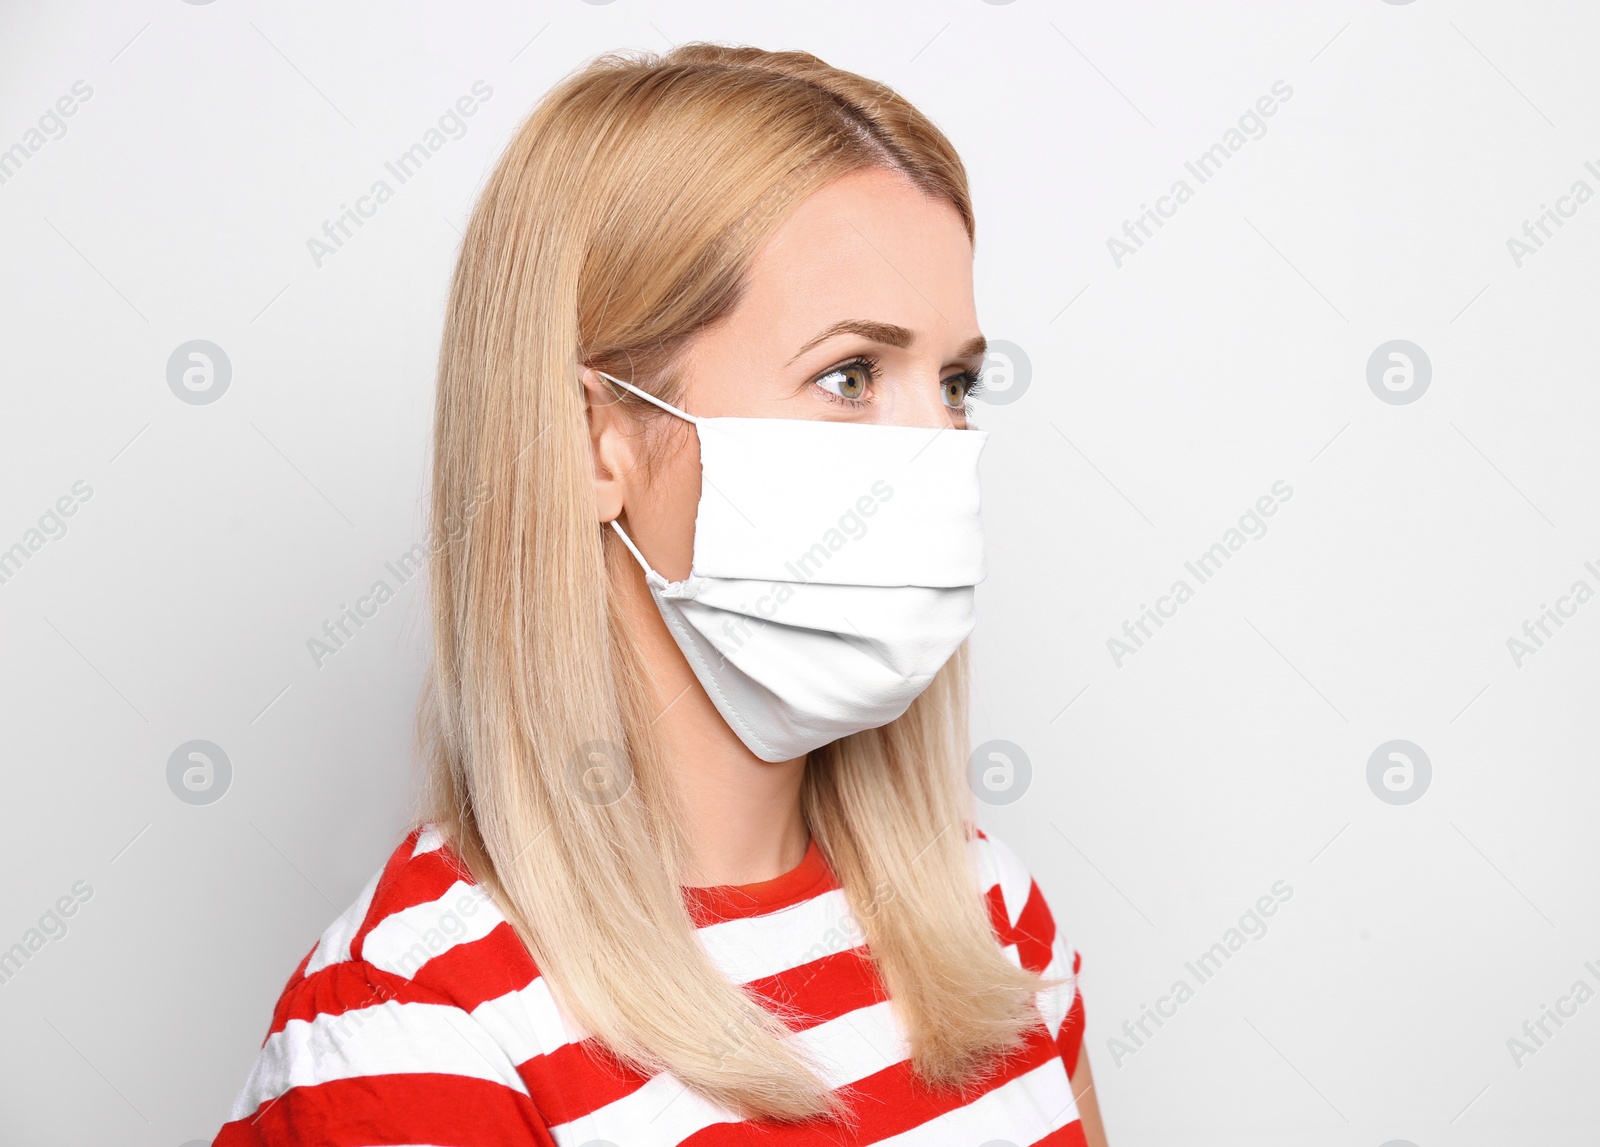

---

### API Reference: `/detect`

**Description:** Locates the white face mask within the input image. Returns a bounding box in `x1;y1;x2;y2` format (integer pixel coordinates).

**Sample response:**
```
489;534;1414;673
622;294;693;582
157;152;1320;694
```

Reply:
596;370;988;763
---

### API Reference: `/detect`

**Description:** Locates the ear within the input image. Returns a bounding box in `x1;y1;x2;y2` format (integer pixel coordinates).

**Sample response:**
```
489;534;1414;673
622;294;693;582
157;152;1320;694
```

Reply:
580;367;635;523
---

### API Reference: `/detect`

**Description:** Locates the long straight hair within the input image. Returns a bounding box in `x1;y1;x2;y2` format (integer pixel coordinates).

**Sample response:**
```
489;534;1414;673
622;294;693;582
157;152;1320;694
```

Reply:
420;42;1057;1123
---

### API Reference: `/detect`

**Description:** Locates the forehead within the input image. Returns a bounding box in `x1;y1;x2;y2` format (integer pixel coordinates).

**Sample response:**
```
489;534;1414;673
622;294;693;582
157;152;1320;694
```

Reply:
732;167;977;344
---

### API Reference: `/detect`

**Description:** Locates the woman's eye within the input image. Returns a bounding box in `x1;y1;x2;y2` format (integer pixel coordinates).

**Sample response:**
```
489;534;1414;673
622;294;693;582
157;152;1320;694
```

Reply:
942;371;980;408
815;361;873;402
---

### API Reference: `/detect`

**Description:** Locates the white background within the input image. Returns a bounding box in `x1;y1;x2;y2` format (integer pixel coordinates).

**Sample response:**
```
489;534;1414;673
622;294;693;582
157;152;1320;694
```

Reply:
1;1;1596;1144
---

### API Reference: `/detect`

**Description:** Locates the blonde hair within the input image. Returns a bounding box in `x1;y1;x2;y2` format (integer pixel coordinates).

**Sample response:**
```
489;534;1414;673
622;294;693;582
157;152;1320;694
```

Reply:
420;42;1057;1124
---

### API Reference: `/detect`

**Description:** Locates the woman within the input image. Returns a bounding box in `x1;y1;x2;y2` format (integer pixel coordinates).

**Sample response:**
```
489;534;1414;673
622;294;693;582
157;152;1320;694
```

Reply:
216;42;1106;1146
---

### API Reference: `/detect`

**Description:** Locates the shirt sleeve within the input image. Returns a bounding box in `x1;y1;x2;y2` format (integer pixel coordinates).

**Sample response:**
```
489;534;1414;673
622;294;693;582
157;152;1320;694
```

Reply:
213;958;556;1147
972;832;1087;1077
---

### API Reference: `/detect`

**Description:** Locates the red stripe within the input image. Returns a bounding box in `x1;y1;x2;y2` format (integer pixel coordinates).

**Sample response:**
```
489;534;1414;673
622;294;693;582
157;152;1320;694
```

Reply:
747;947;888;1028
1034;1119;1090;1147
1058;987;1087;1078
1011;881;1059;973
984;879;1013;939
214;1072;557;1147
265;962;457;1036
350;844;472;963
407;920;539;1010
516;1038;653;1126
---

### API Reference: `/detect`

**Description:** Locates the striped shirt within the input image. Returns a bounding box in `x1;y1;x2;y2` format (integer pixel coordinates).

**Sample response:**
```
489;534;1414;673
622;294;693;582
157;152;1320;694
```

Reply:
215;824;1087;1146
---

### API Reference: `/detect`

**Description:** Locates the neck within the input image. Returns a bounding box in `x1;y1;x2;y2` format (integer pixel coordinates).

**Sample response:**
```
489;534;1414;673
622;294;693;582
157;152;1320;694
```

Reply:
609;538;810;888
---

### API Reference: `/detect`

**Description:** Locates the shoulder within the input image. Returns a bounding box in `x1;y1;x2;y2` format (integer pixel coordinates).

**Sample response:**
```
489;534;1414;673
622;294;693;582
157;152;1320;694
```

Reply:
968;828;1039;931
217;825;549;1141
969;828;1087;1071
279;823;515;992
283;823;544;1008
969;829;1070;949
968;829;1082;986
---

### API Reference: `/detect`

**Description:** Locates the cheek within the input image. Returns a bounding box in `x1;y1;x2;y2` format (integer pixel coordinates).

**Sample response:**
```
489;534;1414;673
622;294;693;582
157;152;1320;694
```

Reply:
634;421;702;582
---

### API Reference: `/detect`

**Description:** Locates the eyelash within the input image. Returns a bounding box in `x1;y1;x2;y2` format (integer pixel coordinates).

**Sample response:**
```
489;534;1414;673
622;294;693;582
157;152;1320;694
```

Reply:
812;355;881;408
813;354;988;411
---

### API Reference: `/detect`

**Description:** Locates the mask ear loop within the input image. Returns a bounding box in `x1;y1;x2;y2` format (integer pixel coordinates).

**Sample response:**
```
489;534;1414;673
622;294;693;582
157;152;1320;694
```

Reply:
595;370;701;425
591;371;695;589
607;518;668;589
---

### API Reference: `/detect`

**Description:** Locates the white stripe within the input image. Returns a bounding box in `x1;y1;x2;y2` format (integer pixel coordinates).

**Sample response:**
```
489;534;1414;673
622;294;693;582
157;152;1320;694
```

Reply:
471;976;591;1064
795;999;909;1088
304;869;382;975
550;1067;726;1147
305;824;449;975
412;825;446;856
552;999;912;1145
693;887;863;984
1035;934;1079;1038
228;1000;528;1120
362;881;503;978
870;1056;1079;1147
970;834;1034;928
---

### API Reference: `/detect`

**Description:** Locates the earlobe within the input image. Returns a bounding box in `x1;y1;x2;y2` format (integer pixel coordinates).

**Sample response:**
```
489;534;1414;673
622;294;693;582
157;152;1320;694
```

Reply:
581;367;629;523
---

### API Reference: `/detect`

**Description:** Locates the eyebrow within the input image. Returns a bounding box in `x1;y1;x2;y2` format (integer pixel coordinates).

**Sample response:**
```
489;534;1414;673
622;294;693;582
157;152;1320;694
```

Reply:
786;319;986;365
